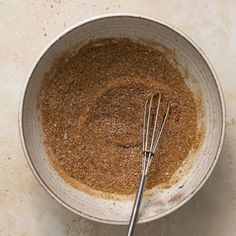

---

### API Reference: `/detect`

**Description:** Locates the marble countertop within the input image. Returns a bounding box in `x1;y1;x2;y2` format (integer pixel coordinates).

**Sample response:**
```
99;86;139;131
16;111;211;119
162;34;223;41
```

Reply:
1;1;236;235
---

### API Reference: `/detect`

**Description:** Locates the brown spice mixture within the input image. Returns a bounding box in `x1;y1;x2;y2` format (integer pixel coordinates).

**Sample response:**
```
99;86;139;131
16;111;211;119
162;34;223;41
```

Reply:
39;38;197;195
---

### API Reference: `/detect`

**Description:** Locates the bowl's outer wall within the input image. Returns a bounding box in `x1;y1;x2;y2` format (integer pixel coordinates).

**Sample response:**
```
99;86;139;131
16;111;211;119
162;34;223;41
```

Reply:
19;15;225;224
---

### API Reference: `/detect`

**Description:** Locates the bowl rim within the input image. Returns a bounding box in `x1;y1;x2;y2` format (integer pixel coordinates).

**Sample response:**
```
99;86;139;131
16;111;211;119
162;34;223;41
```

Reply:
18;13;226;225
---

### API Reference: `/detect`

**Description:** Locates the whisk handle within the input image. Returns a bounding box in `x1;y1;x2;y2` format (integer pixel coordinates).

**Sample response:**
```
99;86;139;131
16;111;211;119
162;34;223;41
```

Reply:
127;173;147;236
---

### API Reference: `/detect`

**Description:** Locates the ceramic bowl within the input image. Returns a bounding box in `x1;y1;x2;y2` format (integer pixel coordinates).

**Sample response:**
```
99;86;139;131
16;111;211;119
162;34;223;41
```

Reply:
19;14;225;224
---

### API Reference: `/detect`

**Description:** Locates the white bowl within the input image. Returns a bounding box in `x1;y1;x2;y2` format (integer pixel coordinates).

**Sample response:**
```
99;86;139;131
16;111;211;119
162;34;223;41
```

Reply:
19;14;225;224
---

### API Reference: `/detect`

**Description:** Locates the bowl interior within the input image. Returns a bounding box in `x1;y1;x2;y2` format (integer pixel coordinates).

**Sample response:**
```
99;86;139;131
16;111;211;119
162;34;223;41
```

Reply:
20;15;224;224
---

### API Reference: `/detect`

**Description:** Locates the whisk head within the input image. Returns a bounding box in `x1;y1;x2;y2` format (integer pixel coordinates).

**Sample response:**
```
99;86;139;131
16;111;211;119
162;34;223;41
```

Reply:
142;93;170;175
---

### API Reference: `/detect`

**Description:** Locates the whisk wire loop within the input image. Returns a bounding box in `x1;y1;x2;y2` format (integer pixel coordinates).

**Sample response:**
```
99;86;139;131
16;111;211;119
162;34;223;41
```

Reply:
142;93;170;175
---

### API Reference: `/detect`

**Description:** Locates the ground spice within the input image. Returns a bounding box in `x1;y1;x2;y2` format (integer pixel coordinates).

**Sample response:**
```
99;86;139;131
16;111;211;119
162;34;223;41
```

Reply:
39;38;197;195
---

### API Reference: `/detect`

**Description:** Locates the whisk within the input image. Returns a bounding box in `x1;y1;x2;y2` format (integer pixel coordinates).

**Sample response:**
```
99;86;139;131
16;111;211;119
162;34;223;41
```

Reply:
127;93;170;236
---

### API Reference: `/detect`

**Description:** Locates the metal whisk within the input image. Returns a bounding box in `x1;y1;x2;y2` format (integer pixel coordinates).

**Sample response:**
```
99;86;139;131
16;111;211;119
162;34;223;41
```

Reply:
127;93;170;236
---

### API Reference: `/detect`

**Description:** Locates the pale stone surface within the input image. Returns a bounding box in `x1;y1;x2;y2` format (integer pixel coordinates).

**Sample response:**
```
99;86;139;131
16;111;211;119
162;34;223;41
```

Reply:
0;1;235;235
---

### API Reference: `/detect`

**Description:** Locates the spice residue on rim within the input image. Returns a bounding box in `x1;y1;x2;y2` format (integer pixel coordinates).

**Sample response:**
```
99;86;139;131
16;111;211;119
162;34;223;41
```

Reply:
39;38;198;195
